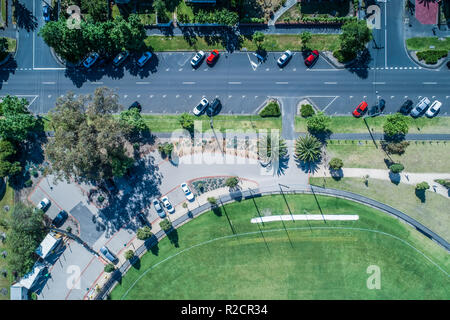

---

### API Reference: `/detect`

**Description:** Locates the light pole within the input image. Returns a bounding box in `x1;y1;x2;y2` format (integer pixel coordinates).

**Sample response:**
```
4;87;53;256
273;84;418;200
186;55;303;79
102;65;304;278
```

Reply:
278;183;294;223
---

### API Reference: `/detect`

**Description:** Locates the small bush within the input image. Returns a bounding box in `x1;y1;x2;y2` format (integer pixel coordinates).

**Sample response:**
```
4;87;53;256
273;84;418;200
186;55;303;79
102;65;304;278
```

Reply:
329;158;344;170
104;263;115;273
31;169;39;178
136;226;153;240
389;163;404;174
225;176;239;189
306;112;331;134
333;49;356;63
259;101;281;117
416;50;448;64
207;197;217;205
66;226;72;233
435;179;450;189
97;195;105;203
300;104;315;118
24;179;32;188
415;181;430;191
159;219;172;231
124;250;134;260
382;141;410;155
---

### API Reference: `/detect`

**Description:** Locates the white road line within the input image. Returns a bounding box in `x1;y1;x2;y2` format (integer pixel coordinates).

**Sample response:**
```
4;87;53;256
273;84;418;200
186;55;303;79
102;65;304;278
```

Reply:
33;67;67;70
90;82;103;85
136;81;150;85
42;82;56;85
276;82;289;84
372;82;386;85
228;82;241;84
182;81;196;84
384;1;387;68
322;96;340;112
324;82;337;85
307;69;342;72
422;82;437;85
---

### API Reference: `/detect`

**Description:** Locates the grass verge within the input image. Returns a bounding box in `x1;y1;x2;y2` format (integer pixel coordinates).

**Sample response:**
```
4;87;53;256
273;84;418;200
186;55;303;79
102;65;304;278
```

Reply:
406;37;450;51
0;181;14;300
309;177;450;243
109;194;449;300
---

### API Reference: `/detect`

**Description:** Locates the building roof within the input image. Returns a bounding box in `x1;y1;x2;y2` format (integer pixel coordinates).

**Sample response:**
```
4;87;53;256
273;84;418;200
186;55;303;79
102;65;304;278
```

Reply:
10;285;28;300
17;262;46;290
35;232;61;259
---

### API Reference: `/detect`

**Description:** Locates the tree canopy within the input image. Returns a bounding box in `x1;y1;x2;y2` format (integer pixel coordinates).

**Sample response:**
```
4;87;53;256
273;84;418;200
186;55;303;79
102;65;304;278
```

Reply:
0;95;37;143
0;140;21;178
383;113;409;140
339;20;371;58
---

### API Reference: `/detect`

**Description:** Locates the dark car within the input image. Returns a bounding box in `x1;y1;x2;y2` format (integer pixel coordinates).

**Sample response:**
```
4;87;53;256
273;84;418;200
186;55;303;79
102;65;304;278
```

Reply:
100;246;118;264
128;101;142;112
52;210;68;227
206;98;221;116
398;99;413;115
113;51;129;67
43;5;51;22
369;98;386;116
447;61;450;69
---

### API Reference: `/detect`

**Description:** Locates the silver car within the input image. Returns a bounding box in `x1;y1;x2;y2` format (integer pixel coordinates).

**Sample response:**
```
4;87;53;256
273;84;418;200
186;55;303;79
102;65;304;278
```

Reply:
410;97;430;117
152;199;166;218
193;98;209;116
191;51;205;67
277;50;292;67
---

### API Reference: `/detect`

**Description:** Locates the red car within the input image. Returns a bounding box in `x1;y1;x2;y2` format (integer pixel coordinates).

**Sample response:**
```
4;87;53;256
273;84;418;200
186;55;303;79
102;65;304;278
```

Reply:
352;101;368;117
206;49;219;65
304;50;319;66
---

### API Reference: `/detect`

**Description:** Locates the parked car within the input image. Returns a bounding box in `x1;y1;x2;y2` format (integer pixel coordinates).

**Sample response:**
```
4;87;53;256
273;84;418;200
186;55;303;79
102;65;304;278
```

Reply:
398;99;413;115
447;61;450;69
193;98;209;116
352;101;368;117
206;98;221;116
113;51;129;67
425;100;442;117
37;198;50;211
128;101;142;112
52;210;68;227
191;51;205;67
161;196;175;214
82;52;99;69
410;97;430;117
137;52;152;68
304;50;319;67
43;5;51;22
152;199;166;218
181;183;194;201
100;246;118;264
277;50;292;67
206;50;220;65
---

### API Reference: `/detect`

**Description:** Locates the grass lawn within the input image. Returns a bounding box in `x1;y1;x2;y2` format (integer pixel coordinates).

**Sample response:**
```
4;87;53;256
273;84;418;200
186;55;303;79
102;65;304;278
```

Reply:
295;115;450;134
0;181;14;300
406;37;450;51
176;0;195;23
1;0;6;25
326;140;450;173
145;34;341;52
309;178;450;244
6;38;16;53
109;194;449;300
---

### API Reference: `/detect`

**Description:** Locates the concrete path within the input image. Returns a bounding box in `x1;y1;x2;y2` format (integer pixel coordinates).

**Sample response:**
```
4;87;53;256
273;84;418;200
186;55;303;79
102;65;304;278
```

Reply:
268;0;298;26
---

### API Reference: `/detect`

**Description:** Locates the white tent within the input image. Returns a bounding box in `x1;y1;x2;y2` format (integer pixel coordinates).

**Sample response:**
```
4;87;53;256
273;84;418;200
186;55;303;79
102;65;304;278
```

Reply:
35;233;61;259
10;284;28;300
17;262;46;290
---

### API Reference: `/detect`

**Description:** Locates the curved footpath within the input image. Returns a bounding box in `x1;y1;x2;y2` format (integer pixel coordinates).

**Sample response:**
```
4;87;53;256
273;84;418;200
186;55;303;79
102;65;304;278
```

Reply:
95;183;450;300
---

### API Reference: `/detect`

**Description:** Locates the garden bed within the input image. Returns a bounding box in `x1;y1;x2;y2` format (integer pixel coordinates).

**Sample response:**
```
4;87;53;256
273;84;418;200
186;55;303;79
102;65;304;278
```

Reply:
278;0;355;24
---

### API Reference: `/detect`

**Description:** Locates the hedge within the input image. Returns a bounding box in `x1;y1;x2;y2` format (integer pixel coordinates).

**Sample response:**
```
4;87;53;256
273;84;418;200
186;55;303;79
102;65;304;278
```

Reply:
300;104;315;118
416;50;448;64
260;101;281;117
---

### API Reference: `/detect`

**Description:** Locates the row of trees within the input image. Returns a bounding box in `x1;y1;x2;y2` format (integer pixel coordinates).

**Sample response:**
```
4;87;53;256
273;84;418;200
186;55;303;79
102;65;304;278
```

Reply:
39;15;146;63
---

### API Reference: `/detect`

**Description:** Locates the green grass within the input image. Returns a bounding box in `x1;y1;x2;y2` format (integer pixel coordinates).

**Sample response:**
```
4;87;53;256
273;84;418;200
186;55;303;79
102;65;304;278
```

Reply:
406;37;450;51
176;0;195;23
295;115;450;134
145;34;341;52
309;178;450;244
280;1;351;21
0;181;14;300
109;194;449;300
326;140;450;173
6;38;16;53
1;0;6;25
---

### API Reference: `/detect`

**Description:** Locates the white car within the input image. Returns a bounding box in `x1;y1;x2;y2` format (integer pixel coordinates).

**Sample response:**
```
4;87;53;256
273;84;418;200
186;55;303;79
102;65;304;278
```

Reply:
152;199;166;218
277;50;292;67
193;98;209;116
82;52;99;69
161;196;175;214
410;97;430;117
425;100;442;117
37;198;50;211
191;51;205;67
181;183;194;201
137;51;152;68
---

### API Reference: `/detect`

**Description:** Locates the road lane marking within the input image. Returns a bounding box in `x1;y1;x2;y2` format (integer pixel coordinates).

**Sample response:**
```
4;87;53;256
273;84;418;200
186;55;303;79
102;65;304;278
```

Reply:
276;82;289;84
136;81;150;84
228;82;241;84
42;82;56;85
182;81;196;84
372;82;386;84
422;82;437;85
90;82;103;85
324;82;337;85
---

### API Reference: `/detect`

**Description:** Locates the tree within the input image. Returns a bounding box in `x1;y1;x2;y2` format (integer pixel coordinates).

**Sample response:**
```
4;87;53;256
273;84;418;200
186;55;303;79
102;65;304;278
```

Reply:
153;0;166;14
104;263;115;273
179;113;195;134
159;219;172;231
0;95;37;143
295;135;322;163
85;0;108;22
0;140;21;178
6;203;45;276
137;226;153;240
45;88;135;183
120;108;147;135
158;142;174;159
415;182;430;191
225;176;239;189
124;250;134;260
306;112;331;134
329;158;344;170
253;31;265;49
257;135;288;163
339;20;371;59
383;113;409;140
300;104;315;118
389;163;404;174
0;37;8;61
207;197;217;206
300;31;312;50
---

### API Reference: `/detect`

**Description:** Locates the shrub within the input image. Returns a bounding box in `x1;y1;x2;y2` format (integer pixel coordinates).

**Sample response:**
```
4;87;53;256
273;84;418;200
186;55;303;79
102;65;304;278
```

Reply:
300;104;315;118
383;114;409;139
31;169;39;178
333;49;356;63
66;226;72;233
329;158;344;170
207;197;217;205
381;141;410;155
97;195;105;203
104;263;115;273
306;112;331;134
124;250;134;260
389;163;404;174
24;179;32;188
435;179;450;189
159;219;172;231
415;182;430;191
225;176;239;189
259;101;281;117
158;142;174;159
295;135;322;163
416;50;448;64
136;226;153;240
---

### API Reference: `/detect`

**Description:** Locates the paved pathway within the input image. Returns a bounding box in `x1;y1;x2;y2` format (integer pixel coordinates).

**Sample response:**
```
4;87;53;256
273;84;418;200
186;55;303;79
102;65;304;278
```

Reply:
268;0;298;26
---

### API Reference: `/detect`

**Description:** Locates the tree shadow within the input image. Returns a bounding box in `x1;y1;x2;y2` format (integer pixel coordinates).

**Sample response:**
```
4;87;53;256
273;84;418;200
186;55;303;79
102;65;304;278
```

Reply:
166;227;179;248
131;256;141;270
295;158;321;174
415;189;426;203
276;154;290;176
145;235;159;256
345;49;372;79
388;172;401;185
330;168;343;181
0;59;17;90
212;205;222;217
13;0;38;32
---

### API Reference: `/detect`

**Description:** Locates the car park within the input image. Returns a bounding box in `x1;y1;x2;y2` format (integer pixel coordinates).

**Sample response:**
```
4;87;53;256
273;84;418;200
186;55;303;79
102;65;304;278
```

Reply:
410;97;430;117
37;198;50;211
304;50;319;67
277;50;292;67
52;210;68;228
43;5;51;22
100;246;118;264
206;98;221;116
352;101;368;117
128;101;142;112
191;51;205;67
181;183;194;201
137;52;152;68
161;196;175;214
425;100;442;117
82;52;99;69
152;199;166;218
113;51;129;67
206;50;220;65
398;99;413;115
193;98;209;116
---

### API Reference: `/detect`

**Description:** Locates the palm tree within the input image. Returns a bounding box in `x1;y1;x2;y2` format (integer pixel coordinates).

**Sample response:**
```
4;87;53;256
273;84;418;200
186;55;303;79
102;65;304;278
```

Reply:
294;134;322;163
257;135;288;164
